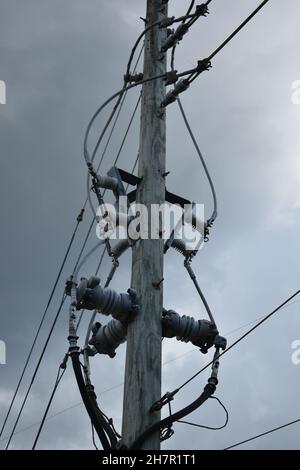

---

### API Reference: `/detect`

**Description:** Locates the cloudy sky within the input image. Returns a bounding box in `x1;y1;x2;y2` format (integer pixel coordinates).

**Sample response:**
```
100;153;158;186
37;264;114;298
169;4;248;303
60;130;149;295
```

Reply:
1;0;300;450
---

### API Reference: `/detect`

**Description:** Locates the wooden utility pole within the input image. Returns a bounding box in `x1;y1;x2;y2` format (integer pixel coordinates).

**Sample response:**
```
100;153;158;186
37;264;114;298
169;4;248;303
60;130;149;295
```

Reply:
122;0;168;450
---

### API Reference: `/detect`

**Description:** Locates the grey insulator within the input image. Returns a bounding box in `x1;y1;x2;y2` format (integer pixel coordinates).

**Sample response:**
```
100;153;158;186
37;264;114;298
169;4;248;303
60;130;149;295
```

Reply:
97;175;118;191
111;239;130;259
162;309;218;353
170;239;198;258
77;277;138;324
89;319;127;358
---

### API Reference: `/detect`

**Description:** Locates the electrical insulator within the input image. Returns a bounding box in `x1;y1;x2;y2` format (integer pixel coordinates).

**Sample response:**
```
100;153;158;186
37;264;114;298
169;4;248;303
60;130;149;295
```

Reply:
162;309;226;353
161;79;190;108
167;238;198;258
111;238;130;259
161;23;189;52
89;319;127;358
96;175;119;192
74;277;139;324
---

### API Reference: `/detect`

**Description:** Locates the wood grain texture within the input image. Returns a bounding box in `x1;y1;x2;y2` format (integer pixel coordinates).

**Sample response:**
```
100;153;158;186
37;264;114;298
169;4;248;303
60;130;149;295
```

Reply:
122;0;168;450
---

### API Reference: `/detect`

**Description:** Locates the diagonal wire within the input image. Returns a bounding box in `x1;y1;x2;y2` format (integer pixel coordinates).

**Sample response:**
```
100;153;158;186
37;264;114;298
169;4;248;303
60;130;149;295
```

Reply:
5;293;66;449
224;418;300;450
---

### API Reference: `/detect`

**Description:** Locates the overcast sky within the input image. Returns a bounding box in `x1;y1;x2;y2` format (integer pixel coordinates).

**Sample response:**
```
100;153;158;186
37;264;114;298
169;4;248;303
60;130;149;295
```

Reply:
1;0;300;450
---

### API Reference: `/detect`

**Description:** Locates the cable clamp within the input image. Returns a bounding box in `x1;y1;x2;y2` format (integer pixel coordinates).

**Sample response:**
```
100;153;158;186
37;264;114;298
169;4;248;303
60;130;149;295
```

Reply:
124;72;144;84
59;353;69;370
150;390;178;412
76;208;85;223
195;58;212;75
195;4;210;17
164;70;178;86
65;276;77;297
86;160;98;179
160;426;174;442
159;16;175;28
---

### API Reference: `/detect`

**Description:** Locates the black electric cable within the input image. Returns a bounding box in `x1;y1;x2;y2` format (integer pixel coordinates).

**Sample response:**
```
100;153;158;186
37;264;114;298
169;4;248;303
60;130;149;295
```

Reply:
91;423;99;451
84;73;167;165
69;350;114;450
209;0;270;62
162;288;300;400
85;9;204;167
170;0;213;70
188;0;271;84
0;214;83;440
130;351;220;450
87;93;142;218
32;363;67;450
68;268;117;451
131;384;214;449
224;417;300;450
2;45;145;447
178;396;228;430
6;293;300;445
2;51;138;443
5;293;66;449
126;12;199;80
98;44;144;172
3;51;139;439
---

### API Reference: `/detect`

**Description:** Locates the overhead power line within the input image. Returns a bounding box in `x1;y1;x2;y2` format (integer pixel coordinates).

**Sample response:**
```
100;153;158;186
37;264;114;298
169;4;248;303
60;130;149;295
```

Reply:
224;418;300;450
188;0;271;84
3;43;145;448
159;288;300;399
5;294;66;449
4;291;298;447
0;213;83;440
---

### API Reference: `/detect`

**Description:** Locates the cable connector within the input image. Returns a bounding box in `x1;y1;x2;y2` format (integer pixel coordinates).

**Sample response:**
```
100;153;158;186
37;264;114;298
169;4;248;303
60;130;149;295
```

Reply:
86;160;99;180
161;79;189;107
59;353;69;370
164;70;178;86
76;208;85;223
124;72;144;84
150;390;178;413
